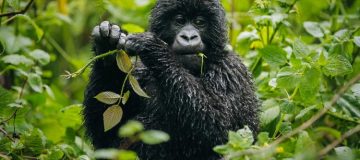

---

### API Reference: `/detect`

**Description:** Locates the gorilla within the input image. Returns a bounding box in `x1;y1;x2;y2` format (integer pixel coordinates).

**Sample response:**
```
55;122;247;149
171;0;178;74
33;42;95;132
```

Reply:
83;0;259;159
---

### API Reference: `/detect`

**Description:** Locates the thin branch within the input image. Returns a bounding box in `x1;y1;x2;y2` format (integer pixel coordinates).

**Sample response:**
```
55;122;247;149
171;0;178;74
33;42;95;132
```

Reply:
318;124;360;157
0;127;15;142
226;73;360;159
0;0;34;17
62;50;118;79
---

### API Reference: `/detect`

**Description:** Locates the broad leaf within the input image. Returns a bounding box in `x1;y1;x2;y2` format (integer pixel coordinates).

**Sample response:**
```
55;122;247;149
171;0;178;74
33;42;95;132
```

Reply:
276;66;302;89
29;49;50;65
293;39;311;59
119;120;144;137
335;146;354;160
95;91;121;105
129;75;150;98
2;54;34;66
139;130;170;145
259;45;287;66
299;68;321;101
323;55;353;76
228;126;254;149
260;106;280;127
304;21;324;38
118;150;138;160
295;106;316;120
122;91;130;105
116;50;132;73
103;105;123;132
28;73;43;93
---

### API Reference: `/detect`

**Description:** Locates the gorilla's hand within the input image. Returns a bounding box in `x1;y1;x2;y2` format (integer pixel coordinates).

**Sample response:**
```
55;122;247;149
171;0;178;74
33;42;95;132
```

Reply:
125;32;168;57
92;21;127;55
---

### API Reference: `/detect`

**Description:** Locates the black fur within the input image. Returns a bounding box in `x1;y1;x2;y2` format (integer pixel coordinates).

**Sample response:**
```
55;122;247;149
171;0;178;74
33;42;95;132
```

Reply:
83;0;259;159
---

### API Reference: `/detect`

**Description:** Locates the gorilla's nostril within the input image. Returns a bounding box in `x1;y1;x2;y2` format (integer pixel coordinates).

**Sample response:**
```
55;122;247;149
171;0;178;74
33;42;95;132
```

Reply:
190;35;198;40
180;35;190;41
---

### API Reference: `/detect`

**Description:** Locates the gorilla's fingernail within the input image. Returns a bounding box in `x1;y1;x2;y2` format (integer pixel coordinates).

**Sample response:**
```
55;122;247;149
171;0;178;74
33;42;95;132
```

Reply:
117;38;126;49
100;21;110;37
91;26;100;38
110;25;121;44
120;33;127;38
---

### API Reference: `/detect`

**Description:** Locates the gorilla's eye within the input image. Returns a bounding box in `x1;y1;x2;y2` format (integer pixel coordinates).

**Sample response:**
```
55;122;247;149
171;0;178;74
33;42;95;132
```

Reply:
194;16;206;27
174;15;186;25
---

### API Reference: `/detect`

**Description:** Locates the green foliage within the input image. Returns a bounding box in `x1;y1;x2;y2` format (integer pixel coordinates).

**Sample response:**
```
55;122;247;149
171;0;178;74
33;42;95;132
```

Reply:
0;0;359;160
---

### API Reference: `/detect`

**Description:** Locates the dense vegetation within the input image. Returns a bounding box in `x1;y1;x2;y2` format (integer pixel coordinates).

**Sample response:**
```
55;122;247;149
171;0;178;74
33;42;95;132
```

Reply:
0;0;359;159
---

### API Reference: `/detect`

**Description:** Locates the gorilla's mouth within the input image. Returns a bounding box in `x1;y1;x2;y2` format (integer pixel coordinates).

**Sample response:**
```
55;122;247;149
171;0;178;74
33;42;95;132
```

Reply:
171;41;205;56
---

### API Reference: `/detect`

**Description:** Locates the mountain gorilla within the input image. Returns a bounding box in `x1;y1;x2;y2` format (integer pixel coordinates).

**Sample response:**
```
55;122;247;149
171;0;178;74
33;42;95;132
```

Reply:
83;0;259;159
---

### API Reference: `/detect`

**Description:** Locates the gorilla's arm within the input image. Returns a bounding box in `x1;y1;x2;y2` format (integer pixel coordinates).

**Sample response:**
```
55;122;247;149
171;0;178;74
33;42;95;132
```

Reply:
125;33;258;146
83;22;140;149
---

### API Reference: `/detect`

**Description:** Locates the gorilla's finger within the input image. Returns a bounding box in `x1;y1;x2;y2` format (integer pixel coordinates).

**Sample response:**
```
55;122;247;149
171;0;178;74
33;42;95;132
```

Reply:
91;26;101;39
109;25;121;45
100;21;111;37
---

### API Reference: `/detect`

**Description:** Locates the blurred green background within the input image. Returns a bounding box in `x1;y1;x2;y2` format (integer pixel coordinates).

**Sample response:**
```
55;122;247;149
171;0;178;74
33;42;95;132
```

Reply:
0;0;359;159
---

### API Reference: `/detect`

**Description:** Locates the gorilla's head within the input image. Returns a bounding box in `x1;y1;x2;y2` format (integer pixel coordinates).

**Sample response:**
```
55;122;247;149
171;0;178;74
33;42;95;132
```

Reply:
149;0;228;72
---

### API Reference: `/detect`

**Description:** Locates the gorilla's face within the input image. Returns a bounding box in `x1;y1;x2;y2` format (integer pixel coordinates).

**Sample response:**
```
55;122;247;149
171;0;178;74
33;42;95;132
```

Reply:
149;0;227;73
171;14;206;55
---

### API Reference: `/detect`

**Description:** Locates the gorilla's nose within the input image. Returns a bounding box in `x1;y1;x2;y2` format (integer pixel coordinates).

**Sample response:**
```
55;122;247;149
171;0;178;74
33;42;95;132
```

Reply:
177;29;201;47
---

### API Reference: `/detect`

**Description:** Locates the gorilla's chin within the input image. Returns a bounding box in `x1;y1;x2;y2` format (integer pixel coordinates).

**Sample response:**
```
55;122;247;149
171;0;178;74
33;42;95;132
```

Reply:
173;53;202;75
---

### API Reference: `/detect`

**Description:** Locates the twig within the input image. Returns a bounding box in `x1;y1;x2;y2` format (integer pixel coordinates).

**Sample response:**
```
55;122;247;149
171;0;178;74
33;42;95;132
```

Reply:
318;124;360;157
0;127;15;142
62;50;118;79
226;73;360;159
0;0;34;17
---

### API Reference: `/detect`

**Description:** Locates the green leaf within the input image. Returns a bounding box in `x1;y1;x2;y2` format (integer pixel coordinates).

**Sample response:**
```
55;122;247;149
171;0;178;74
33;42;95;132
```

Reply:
139;130;170;145
295;131;315;158
335;146;354;160
293;39;311;59
303;21;324;38
213;144;232;155
261;106;280;127
0;87;13;108
94;149;119;160
122;91;130;105
299;68;321;101
259;45;287;66
94;91;121;105
334;29;351;42
118;150;138;160
295;106;316;120
280;100;296;114
28;49;50;65
22;129;46;155
2;54;34;66
116;50;132;73
28;73;43;93
256;132;269;145
119;120;144;137
103;105;123;132
322;55;353;76
129;75;150;98
228;126;254;149
276;66;302;89
354;36;360;47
